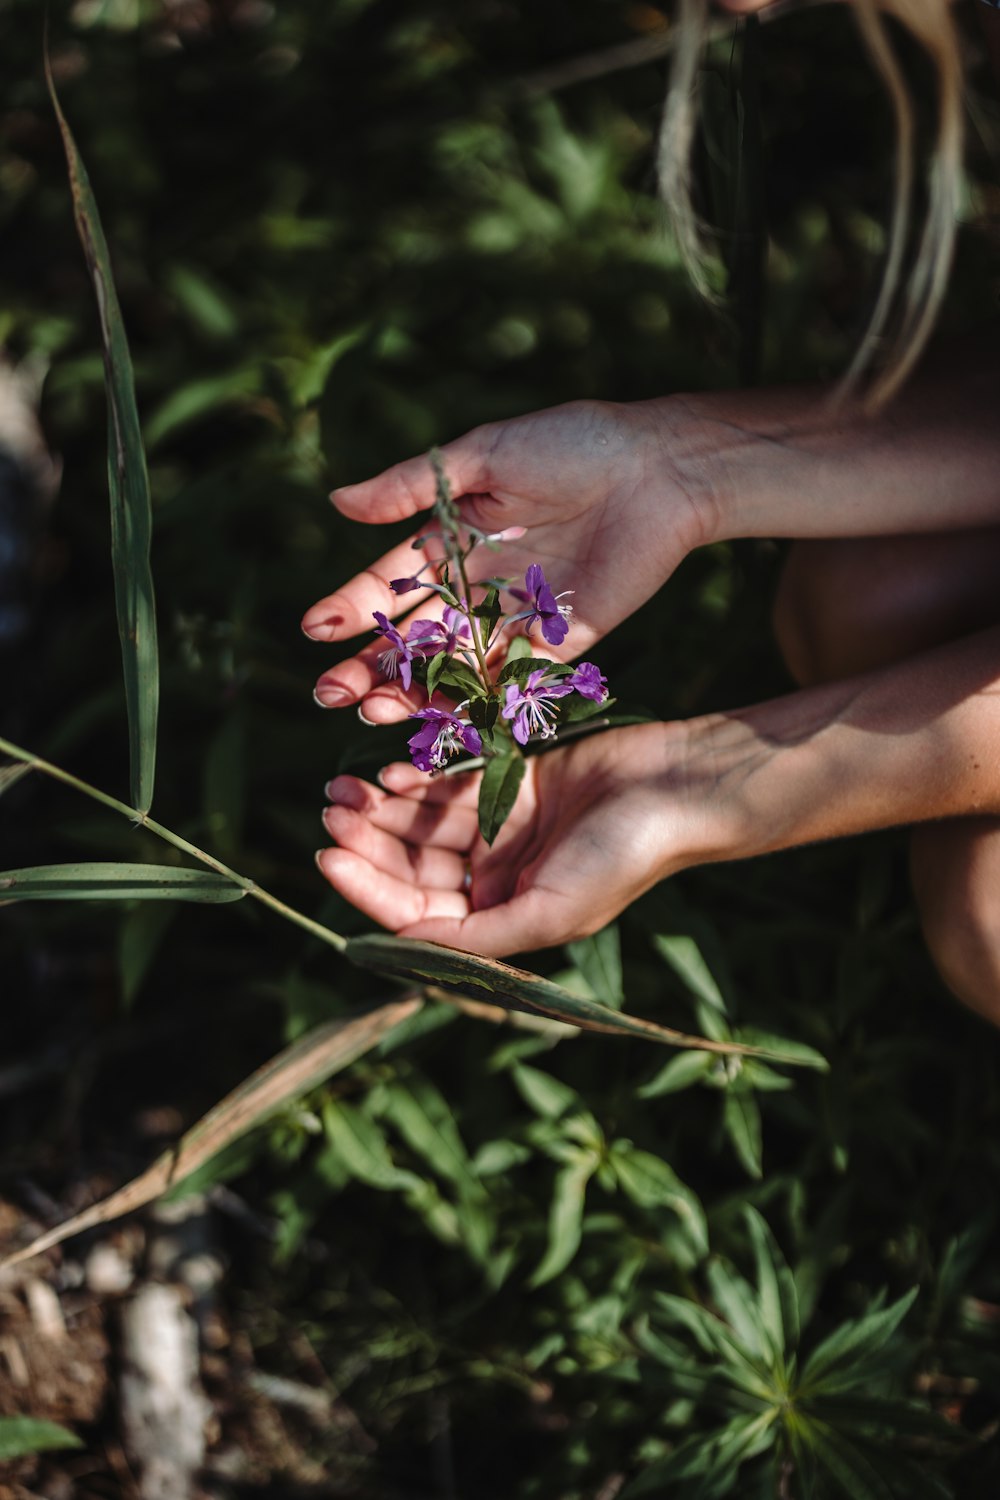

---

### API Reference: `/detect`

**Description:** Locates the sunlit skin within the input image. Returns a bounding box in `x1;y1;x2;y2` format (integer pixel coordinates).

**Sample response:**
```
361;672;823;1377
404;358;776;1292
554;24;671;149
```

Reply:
305;341;1000;1022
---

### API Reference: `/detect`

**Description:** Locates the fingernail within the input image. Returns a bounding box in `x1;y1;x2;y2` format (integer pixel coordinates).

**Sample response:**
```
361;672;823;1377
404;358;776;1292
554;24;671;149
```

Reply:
314;684;353;708
314;849;329;871
375;767;389;790
357;704;378;726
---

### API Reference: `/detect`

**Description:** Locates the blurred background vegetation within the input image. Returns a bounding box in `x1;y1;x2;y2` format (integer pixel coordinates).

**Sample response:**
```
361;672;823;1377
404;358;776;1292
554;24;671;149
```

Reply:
2;0;1000;1494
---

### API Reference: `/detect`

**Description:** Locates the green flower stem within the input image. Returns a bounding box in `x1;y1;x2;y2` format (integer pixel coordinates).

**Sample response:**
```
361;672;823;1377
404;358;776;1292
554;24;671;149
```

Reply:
0;735;347;954
456;547;495;691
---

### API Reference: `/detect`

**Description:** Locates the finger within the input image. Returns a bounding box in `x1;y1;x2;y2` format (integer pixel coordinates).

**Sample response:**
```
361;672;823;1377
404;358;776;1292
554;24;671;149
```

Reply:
377;761;482;806
330;426;496;524
314;652;423;716
301;533;447;643
399;888;571;958
325;775;480;850
316;848;469;929
322;805;468;890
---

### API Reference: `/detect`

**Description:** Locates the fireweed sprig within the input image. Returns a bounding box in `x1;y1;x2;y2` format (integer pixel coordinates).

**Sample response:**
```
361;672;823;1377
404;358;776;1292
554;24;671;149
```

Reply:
367;452;613;844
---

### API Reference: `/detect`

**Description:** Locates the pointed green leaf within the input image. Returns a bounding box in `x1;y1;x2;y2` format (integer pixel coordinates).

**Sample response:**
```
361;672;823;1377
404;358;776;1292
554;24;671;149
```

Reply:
736;1028;828;1072
513;1063;582;1120
0;998;421;1269
567;923;623;1008
611;1146;708;1256
529;1153;599;1287
655;934;729;1014
322;1099;426;1194
498;656;569;685
0;862;248;903
800;1288;919;1393
723;1089;763;1179
807;1422;896;1500
46;55;159;815
638;1050;715;1098
745;1207;799;1355
345;933;818;1062
0;1416;83;1460
477;749;526;846
503;633;533;665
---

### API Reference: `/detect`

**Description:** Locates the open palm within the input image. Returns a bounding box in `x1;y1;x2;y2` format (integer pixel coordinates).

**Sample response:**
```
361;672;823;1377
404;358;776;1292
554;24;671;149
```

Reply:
303;399;704;720
316;722;706;957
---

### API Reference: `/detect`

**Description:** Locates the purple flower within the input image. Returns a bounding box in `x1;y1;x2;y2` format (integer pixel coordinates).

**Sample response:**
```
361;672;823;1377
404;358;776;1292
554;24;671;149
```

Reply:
405;606;471;659
373;611;420;690
501;669;573;747
566;662;608;702
389;576;422;594
509;563;573;647
407;706;483;772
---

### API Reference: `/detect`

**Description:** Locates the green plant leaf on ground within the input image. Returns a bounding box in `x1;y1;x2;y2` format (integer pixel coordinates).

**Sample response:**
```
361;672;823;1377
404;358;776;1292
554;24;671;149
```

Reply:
45;50;159;816
0;1416;83;1460
0;997;421;1270
0;862;249;902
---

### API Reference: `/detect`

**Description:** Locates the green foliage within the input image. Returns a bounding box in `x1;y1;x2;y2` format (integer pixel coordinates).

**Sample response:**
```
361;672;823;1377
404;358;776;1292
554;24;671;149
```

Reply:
0;1416;83;1460
3;1;1000;1494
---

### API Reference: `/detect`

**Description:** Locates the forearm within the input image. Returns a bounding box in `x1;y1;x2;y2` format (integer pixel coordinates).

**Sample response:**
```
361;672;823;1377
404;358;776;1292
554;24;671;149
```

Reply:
642;340;1000;546
680;625;1000;868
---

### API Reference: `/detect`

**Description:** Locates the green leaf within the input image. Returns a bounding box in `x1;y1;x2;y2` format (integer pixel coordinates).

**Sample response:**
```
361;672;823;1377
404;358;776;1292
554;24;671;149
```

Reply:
566;923;623;1008
345;933;815;1061
611;1146;708;1256
0;998;422;1270
468;694;500;747
380;1074;480;1195
705;1258;772;1363
322;1099;426;1194
498;656;569;685
800;1289;919;1394
655;934;729;1014
638;1051;715;1098
806;1421;897;1500
723;1090;763;1179
46;56;159;816
503;634;533;666
118;901;176;1008
0;862;249;903
745;1207;799;1356
529;1152;599;1287
736;1028;828;1072
478;748;526;846
0;1416;83;1460
435;659;485;699
513;1063;582;1120
425;648;449;700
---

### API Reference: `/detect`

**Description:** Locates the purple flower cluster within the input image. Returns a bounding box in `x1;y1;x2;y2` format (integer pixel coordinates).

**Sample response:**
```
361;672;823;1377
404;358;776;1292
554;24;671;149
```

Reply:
373;606;470;691
508;563;573;647
502;663;608;746
407;707;483;772
371;563;608;775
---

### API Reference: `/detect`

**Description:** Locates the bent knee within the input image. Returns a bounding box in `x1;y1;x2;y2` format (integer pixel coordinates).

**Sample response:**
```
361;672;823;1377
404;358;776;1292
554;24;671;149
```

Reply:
911;819;1000;1027
773;541;883;687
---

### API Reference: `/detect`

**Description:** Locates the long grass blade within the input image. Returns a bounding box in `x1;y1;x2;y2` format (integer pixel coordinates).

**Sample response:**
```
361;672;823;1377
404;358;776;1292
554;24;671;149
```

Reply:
345;933;825;1066
45;49;159;815
0;862;248;903
0;996;421;1269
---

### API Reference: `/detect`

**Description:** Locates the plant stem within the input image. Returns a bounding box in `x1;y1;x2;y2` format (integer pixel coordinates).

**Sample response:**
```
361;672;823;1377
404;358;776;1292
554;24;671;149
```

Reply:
0;735;347;953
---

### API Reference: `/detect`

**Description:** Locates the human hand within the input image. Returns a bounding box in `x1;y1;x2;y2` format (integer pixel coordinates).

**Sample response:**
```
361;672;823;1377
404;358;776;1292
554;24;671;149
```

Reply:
302;399;709;721
315;722;726;956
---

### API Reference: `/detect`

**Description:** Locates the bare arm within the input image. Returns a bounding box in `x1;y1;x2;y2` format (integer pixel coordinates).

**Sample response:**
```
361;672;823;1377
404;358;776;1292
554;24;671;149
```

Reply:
659;341;1000;547
318;624;1000;956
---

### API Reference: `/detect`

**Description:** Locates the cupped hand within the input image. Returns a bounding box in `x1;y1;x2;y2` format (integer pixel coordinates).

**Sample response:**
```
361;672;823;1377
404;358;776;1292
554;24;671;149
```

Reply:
302;399;708;722
315;722;723;957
